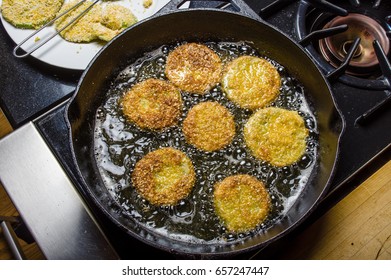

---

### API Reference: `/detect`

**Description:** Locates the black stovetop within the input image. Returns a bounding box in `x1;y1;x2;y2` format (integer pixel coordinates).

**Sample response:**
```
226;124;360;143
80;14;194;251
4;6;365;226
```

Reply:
1;0;390;259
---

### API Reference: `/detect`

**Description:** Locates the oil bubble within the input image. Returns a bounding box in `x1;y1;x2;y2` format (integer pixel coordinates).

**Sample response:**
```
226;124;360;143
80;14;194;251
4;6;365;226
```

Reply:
174;199;194;217
298;154;313;169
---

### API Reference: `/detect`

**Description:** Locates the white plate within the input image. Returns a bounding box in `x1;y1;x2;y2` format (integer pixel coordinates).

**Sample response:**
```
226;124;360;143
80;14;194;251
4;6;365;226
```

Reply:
0;0;171;70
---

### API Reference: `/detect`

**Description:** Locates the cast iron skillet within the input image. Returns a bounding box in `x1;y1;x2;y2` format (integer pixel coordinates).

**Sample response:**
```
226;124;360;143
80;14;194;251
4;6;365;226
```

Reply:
66;0;344;257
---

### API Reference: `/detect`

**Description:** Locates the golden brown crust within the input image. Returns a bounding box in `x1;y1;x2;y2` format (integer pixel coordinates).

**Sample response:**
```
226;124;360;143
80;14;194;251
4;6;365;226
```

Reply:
244;107;308;167
214;174;270;233
221;56;281;110
132;147;196;206
182;101;235;152
122;78;182;130
165;43;222;94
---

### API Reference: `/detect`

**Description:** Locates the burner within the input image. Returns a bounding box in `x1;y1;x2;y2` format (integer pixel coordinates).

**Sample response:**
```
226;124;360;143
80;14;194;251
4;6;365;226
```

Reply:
297;0;391;89
319;13;390;76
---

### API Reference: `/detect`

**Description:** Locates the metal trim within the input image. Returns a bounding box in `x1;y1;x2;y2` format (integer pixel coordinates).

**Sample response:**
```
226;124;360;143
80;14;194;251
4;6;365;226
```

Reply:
0;123;119;259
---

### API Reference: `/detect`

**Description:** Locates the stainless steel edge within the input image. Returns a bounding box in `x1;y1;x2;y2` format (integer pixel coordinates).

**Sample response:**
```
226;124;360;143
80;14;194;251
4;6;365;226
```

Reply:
0;123;119;260
0;221;26;260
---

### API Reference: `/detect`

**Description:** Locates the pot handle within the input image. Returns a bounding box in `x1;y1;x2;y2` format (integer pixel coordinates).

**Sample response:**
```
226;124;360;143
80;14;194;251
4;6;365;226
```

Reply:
156;0;262;21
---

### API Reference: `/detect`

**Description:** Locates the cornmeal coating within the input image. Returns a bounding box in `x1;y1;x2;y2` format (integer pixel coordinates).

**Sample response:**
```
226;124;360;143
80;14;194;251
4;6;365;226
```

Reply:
101;4;137;34
142;0;153;9
182;101;235;152
221;56;281;110
132;147;196;206
214;174;271;233
122;78;182;130
55;1;137;43
165;43;222;94
1;0;64;29
244;107;308;167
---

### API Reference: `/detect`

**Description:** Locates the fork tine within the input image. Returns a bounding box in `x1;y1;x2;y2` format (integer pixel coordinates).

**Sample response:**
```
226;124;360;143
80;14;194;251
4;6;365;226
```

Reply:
13;0;99;58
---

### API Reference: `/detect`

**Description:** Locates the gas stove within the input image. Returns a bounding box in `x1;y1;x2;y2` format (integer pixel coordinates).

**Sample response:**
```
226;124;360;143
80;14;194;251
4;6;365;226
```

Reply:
0;0;390;259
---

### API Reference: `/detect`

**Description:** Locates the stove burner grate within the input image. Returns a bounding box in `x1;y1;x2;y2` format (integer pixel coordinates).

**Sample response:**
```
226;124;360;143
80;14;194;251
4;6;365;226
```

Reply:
296;0;391;90
318;13;390;76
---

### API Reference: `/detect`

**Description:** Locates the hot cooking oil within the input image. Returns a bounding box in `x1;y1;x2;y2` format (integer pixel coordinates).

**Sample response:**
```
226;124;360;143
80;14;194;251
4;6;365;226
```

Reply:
94;41;319;244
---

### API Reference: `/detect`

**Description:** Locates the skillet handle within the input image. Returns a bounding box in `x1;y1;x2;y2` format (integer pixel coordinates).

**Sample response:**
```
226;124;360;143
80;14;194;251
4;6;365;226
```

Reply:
156;0;262;21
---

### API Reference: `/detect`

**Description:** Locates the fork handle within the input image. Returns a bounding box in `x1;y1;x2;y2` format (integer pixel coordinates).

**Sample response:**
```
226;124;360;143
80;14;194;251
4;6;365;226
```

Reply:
13;0;97;58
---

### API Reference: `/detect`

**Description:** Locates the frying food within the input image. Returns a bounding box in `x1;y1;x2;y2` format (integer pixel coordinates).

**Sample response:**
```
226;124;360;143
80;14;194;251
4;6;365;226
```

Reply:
213;174;271;233
93;41;319;245
182;101;235;152
122;78;182;130
132;147;196;206
1;0;64;29
55;1;137;43
221;56;281;110
165;43;223;94
244;107;308;167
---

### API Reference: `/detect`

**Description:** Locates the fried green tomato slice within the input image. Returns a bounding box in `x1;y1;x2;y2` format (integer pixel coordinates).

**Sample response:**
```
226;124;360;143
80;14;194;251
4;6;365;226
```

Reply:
165;43;222;94
132;147;196;206
244;107;308;167
122;78;182;130
214;174;271;233
221;56;281;110
1;0;64;29
182;101;235;152
55;1;137;43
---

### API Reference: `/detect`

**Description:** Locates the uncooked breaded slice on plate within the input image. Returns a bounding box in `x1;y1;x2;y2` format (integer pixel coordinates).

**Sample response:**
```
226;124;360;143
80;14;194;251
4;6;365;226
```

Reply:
1;0;64;29
55;0;137;43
